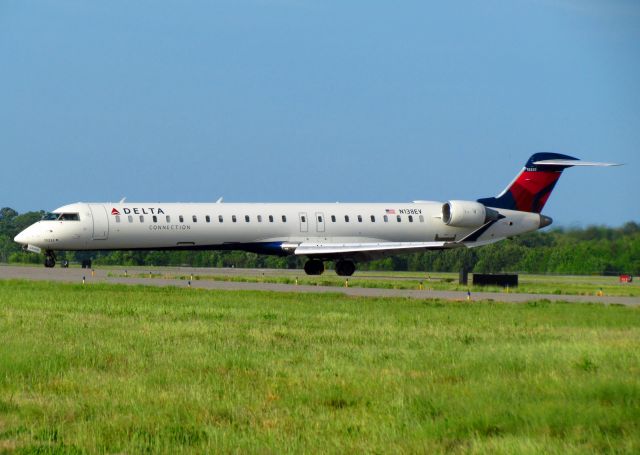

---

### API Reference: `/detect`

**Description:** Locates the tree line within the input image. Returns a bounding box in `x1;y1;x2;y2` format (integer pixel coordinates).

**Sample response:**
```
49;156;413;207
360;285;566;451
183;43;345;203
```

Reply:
1;207;638;275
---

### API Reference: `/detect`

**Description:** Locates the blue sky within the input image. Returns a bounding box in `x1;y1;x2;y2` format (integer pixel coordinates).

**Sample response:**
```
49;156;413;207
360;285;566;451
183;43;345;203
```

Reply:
1;0;638;226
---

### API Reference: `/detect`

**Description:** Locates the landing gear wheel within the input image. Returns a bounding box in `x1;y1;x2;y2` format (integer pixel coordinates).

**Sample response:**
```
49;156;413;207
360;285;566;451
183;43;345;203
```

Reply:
304;259;325;276
335;260;356;277
44;251;56;268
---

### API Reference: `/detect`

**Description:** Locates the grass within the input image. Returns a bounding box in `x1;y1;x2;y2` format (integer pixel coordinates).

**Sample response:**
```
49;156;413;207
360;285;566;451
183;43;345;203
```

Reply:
107;269;640;297
0;280;639;453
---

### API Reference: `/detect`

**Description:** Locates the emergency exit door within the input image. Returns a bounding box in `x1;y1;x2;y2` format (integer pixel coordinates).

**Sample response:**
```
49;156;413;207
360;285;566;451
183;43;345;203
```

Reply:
315;212;325;232
299;212;308;232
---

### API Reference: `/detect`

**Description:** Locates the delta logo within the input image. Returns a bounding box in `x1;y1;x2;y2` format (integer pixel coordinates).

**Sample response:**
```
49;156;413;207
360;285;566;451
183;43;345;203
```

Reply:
111;207;165;215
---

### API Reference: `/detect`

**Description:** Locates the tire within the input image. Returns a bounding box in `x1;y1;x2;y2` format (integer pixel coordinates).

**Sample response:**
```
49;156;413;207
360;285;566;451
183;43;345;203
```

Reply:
335;260;356;276
304;259;324;275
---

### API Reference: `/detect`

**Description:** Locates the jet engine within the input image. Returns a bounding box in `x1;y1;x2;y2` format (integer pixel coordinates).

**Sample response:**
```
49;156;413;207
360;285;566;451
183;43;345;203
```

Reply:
442;200;500;228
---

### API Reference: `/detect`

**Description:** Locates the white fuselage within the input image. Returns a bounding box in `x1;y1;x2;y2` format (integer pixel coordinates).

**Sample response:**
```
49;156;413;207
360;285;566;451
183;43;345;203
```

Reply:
15;201;543;257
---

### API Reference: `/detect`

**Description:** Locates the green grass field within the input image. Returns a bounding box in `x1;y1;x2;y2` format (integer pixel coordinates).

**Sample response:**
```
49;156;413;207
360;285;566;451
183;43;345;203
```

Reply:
1;280;639;453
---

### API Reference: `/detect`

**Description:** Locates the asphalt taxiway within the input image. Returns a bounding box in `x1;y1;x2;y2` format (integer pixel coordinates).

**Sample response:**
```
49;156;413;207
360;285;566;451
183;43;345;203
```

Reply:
1;265;639;306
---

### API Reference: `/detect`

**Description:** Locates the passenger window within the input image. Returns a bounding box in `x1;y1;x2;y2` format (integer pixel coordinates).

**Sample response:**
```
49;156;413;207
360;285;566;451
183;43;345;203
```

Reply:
219;215;223;223
179;216;184;223
232;215;237;223
282;215;287;222
128;215;133;223
408;215;413;222
397;215;401;222
245;215;250;222
331;215;336;222
257;215;262;222
345;215;350;222
115;215;121;223
139;215;144;223
357;215;362;223
419;215;424;223
152;215;157;223
206;215;210;223
166;215;171;223
269;215;274;222
370;215;375;222
193;215;197;223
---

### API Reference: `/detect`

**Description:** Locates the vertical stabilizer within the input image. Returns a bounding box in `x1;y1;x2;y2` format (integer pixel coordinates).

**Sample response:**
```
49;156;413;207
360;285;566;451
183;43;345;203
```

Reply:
478;153;618;213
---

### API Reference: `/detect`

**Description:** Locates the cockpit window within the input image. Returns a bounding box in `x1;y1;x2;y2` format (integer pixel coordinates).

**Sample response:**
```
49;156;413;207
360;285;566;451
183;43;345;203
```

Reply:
58;213;80;221
42;212;80;221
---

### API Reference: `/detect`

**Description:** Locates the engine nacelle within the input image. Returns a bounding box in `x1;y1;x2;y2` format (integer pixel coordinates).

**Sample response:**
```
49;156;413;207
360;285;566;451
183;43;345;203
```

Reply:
442;200;500;228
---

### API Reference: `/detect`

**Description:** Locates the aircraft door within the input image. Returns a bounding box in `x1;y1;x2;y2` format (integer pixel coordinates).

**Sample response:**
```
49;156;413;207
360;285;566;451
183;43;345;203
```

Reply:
299;212;308;233
89;204;109;240
315;212;325;232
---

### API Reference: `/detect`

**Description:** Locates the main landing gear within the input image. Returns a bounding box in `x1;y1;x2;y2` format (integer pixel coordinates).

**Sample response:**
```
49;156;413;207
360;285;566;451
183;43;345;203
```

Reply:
303;259;356;277
44;250;56;268
335;260;356;277
304;259;324;276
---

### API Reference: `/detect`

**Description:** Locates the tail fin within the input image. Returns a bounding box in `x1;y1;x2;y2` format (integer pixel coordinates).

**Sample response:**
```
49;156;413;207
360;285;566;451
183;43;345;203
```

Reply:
478;153;619;213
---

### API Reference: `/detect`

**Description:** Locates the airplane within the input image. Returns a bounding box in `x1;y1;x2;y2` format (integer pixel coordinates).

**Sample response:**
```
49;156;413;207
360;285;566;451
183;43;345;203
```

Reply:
14;153;619;275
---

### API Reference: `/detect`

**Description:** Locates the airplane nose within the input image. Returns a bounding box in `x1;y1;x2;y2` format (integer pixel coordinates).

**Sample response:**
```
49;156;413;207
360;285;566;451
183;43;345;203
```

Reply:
14;230;28;244
14;225;40;245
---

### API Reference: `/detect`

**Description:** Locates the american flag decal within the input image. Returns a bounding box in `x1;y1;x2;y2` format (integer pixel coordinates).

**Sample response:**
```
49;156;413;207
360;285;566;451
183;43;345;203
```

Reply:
385;209;396;214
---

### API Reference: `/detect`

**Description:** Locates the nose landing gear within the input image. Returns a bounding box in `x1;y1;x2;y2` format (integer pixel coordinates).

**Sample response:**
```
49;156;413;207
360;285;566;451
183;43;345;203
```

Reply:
44;250;56;268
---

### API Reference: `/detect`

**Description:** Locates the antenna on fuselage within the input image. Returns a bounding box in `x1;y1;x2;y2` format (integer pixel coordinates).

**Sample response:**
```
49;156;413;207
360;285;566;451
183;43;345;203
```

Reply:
119;197;127;203
216;197;223;203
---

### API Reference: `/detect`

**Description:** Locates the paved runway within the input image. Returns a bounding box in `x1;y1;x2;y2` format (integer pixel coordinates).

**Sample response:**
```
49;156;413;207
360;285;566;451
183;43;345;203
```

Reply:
1;265;638;306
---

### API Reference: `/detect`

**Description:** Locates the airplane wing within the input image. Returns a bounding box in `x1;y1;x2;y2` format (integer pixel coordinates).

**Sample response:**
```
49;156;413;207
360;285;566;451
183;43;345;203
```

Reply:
294;241;464;260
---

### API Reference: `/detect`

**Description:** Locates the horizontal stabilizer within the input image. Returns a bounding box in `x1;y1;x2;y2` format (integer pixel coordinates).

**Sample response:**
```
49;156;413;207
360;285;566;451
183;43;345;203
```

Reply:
532;159;621;167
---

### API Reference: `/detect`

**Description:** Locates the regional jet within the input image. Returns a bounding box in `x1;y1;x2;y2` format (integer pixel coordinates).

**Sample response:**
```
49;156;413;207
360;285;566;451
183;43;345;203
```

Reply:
14;153;618;276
